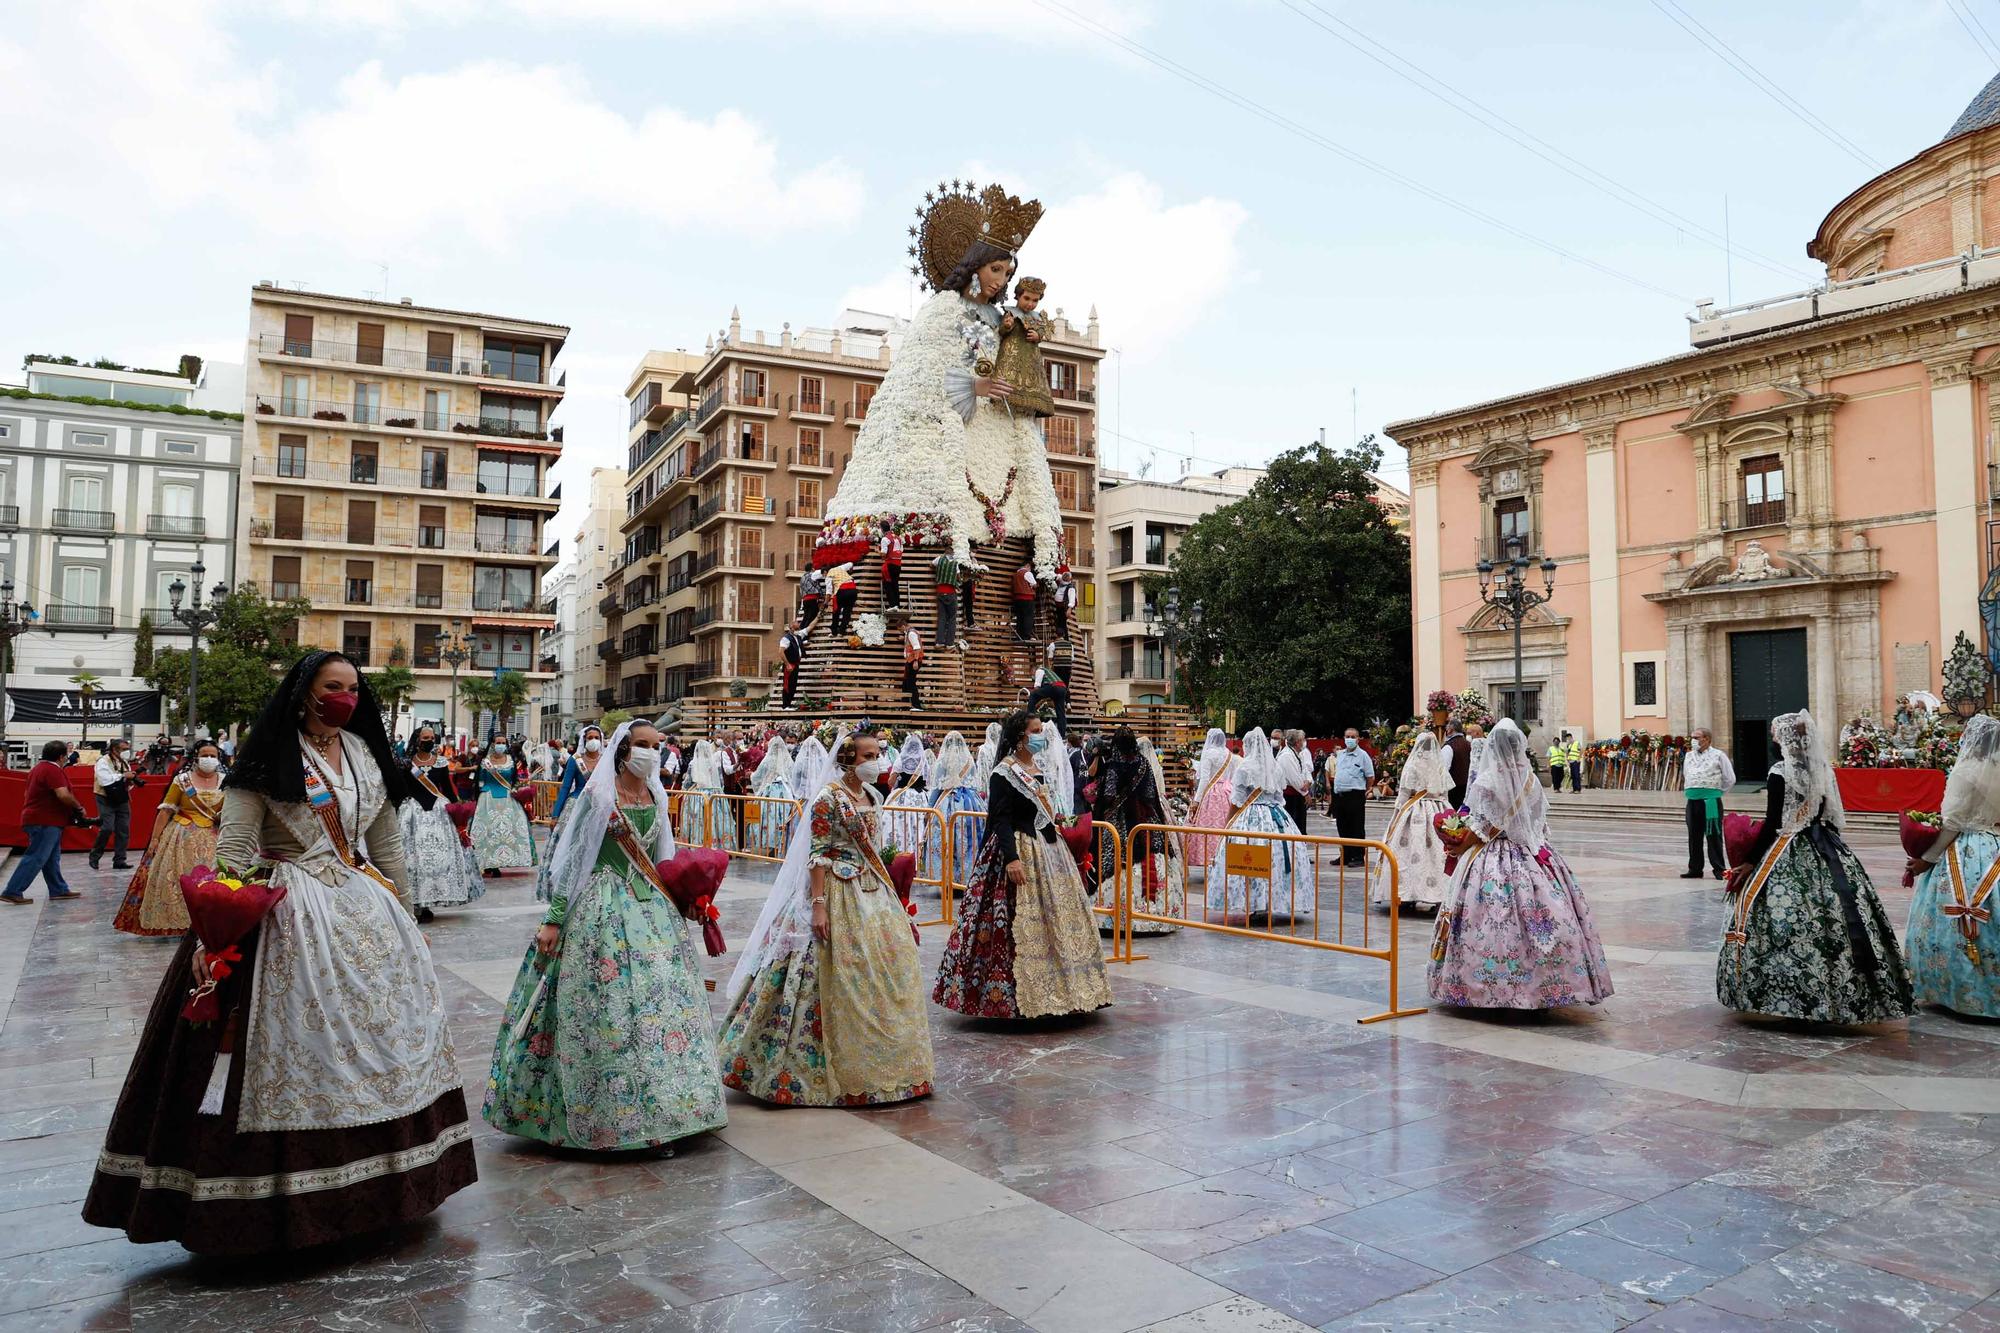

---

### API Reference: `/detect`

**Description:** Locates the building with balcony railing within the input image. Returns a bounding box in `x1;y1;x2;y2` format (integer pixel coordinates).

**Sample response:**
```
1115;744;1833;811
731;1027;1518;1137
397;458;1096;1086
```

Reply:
243;284;568;742
0;356;244;756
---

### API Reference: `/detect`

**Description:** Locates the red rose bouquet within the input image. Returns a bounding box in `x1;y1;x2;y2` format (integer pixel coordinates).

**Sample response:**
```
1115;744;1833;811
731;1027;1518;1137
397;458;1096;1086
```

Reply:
178;862;287;1023
656;847;729;956
1901;809;1943;887
1060;812;1095;876
1434;810;1471;874
887;850;921;942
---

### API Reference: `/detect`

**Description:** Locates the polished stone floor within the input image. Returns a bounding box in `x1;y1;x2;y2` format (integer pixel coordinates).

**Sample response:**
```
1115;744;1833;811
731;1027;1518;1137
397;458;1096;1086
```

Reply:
5;808;2000;1332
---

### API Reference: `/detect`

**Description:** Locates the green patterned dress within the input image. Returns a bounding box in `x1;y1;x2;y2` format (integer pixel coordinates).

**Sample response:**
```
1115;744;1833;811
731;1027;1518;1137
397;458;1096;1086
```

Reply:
484;800;727;1149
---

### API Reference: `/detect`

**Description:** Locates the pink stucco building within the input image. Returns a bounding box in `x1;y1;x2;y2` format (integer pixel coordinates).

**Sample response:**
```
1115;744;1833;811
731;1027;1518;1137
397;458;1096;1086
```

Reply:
1389;76;2000;775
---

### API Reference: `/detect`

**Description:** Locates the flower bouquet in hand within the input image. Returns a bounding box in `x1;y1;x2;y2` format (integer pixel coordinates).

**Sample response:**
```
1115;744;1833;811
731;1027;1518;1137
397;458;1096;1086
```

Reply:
1901;809;1943;887
178;862;286;1023
1433;810;1471;875
1721;813;1764;894
883;844;921;943
655;846;729;956
1059;812;1096;878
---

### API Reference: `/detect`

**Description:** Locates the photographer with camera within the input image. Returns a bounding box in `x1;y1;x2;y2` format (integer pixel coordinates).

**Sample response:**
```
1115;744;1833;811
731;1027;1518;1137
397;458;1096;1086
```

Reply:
89;739;141;871
2;740;90;904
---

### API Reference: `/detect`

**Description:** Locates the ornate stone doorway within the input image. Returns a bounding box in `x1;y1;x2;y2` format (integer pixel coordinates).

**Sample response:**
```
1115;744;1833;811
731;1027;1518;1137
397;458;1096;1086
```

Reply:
1727;627;1808;780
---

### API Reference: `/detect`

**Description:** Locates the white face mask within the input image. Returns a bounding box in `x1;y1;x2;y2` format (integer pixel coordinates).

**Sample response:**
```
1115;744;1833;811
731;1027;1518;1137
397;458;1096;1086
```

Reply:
855;757;887;784
623;746;661;779
195;756;221;774
493;744;508;755
584;738;602;753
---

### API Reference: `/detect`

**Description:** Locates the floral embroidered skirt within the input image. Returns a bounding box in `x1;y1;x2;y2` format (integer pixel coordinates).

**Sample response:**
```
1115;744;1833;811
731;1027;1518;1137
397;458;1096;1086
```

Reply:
1208;800;1313;920
81;931;476;1254
403;800;484;909
935;834;1114;1018
926;786;986;888
1717;832;1913;1023
1093;819;1183;935
1375;793;1451;909
1908;832;2000;1017
1186;780;1233;868
1428;837;1614;1010
471;792;538;871
112;818;215;936
717;874;933;1106
485;870;726;1149
751;781;795;857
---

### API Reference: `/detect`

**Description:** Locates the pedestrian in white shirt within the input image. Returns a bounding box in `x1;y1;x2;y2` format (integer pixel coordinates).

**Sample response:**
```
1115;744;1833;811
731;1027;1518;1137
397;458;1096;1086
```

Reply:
1325;729;1376;866
1681;728;1736;880
1278;730;1314;836
89;740;140;871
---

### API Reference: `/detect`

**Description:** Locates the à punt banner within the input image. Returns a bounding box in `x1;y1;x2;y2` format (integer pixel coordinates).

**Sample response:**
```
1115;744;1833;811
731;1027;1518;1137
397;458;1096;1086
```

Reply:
1833;767;1946;814
5;688;162;724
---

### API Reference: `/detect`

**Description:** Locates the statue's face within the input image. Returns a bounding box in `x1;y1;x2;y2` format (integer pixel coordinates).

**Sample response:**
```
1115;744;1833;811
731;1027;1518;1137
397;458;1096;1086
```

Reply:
1016;288;1041;312
974;256;1012;301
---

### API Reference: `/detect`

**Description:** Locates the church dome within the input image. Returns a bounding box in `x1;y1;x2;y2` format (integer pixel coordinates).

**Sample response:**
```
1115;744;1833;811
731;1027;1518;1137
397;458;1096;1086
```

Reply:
1945;71;2000;143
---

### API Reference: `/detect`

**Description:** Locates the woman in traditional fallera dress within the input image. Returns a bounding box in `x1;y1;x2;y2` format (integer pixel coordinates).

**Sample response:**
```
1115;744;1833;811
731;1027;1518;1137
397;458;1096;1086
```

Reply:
472;737;537;876
112;742;225;937
1136;735;1187;931
678;740;735;849
1429;719;1614;1010
538;725;604;903
1719;711;1913;1023
403;726;483;921
1185;728;1236;869
1375;731;1453;912
718;732;934;1106
751;736;797;855
928;731;986;888
882;734;933;863
485;721;726;1151
935;710;1114;1019
1091;729;1178;935
83;653;472;1254
1907;715;2000;1016
1210;730;1312;920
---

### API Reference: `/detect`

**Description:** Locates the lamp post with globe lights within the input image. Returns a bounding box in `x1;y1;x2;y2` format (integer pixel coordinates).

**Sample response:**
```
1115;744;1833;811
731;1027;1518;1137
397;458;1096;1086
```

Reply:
1476;535;1558;728
168;560;230;748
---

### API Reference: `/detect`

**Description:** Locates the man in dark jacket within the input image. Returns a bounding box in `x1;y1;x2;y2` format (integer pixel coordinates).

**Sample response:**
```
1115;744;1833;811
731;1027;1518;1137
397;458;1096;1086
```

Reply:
1443;720;1472;810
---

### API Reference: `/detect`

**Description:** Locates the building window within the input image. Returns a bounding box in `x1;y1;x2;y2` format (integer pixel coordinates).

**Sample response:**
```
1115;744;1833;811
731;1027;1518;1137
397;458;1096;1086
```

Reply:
345;559;374;605
1144;523;1167;565
1495;686;1541;724
342;620;372;666
352;382;381;426
415;563;444;608
477;451;538;497
1046;359;1078;398
1633;660;1658;708
162;438;198;457
479;394;541;437
418;504;447;549
346;498;375;545
280;373;310;417
476;510;537;554
798;376;824;414
474;630;533;670
473;564;534;612
740;368;767;406
739;473;767;514
65;473;105;511
273;494;304;540
738;528;764;566
482;338;543;384
356;322;385;367
795;478;821;518
1118;641;1135;676
1494;496;1529;554
283;313;314;357
854;382;876;415
350;439;378;484
1044;415;1079;455
795;531;815;569
426;331;454;374
733;632;762;676
733;579;763;622
270;556;301;600
741;420;767;461
1740;454;1786;528
277;434;307;478
414;622;443;667
1052;468;1080;511
423;388;451;433
420;447;448;489
796;426;823;467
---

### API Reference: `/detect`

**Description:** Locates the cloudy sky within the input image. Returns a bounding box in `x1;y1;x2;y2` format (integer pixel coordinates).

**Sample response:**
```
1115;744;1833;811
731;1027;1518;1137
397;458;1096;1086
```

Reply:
2;0;1991;547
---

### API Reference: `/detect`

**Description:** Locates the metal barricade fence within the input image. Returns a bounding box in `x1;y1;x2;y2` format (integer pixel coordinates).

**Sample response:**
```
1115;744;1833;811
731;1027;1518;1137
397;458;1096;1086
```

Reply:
1116;822;1428;1023
530;780;560;822
687;791;805;864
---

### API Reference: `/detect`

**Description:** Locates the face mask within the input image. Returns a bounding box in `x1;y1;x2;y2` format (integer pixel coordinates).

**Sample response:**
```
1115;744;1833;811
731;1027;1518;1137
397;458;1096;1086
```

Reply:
584;738;602;753
413;736;434;753
624;746;661;779
855;757;887;783
1344;737;1358;750
196;756;221;774
1027;731;1051;755
493;743;508;755
315;690;359;728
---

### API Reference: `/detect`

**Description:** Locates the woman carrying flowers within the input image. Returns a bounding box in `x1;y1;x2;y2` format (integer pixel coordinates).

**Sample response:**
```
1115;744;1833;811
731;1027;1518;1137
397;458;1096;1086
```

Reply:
1903;714;2000;1016
112;742;226;936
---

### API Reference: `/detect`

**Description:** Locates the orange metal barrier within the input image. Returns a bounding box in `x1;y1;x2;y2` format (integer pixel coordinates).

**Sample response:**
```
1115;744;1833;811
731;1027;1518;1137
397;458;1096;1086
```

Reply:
530;780;559;822
683;791;806;864
1116;822;1428;1023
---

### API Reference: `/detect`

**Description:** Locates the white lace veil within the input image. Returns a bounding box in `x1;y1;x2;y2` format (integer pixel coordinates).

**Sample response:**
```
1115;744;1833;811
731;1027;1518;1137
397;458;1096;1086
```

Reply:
1194;727;1229;794
1944;715;2000;835
688;739;723;789
1230;728;1275;804
725;727;847;1004
752;737;793;790
1041;722;1075;815
542;719;675;905
1399;731;1450;800
1466;719;1547;847
934;731;974;790
974;721;1002;787
1138;736;1170;809
1770;709;1843;834
892;733;927;785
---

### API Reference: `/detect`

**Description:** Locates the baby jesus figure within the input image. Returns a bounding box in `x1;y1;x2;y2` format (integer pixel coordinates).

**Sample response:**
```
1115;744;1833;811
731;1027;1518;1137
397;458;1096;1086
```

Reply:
993;276;1056;418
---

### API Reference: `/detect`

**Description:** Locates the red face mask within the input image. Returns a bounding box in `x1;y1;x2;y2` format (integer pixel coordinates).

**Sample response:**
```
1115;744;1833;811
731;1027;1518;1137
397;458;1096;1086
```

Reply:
314;690;360;729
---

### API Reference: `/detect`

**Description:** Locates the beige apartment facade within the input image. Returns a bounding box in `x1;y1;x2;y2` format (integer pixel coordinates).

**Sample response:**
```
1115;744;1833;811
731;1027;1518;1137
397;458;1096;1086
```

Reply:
240;285;567;742
606;306;1107;708
566;464;629;729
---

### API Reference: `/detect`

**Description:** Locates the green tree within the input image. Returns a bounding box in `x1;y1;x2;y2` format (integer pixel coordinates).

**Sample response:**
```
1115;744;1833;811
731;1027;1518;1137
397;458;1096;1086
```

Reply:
1163;437;1411;733
146;640;289;740
132;614;155;675
209;581;312;666
69;670;103;750
599;708;634;730
365;642;417;731
457;669;531;739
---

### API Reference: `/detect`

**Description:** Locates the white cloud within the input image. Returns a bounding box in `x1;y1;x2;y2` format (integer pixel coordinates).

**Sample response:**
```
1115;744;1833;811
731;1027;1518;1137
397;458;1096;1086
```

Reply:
262;0;1152;37
839;271;926;323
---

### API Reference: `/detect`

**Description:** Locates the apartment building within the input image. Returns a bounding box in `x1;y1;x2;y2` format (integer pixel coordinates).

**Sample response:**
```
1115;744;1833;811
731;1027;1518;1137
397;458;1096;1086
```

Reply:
537;558;578;742
605;305;1108;708
0;358;242;759
567;465;628;728
240;285;567;742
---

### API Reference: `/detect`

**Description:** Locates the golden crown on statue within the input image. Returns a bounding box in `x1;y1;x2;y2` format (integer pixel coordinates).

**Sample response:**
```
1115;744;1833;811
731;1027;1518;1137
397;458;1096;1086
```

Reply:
908;180;1044;292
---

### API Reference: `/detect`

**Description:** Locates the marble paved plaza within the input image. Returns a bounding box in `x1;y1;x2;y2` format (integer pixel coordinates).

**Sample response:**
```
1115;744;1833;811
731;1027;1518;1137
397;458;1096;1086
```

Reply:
5;807;2000;1331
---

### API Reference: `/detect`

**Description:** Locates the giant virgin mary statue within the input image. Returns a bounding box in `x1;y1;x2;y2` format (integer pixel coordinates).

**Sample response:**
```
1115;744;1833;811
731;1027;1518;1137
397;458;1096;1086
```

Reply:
813;181;1066;574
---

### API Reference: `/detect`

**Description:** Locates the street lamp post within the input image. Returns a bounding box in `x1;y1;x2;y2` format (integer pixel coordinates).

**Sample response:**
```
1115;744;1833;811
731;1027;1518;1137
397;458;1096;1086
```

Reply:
1475;536;1558;727
168;560;230;748
0;582;39;768
1153;588;1202;709
436;623;472;748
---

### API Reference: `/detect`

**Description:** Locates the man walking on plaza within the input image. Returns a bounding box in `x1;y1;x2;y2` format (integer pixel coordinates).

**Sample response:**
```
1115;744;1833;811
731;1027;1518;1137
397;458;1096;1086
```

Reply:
1325;727;1374;866
90;739;138;871
3;740;88;905
1681;727;1736;880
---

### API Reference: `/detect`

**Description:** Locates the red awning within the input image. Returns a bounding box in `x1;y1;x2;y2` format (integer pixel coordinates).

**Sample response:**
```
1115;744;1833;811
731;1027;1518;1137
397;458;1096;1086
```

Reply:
475;440;560;456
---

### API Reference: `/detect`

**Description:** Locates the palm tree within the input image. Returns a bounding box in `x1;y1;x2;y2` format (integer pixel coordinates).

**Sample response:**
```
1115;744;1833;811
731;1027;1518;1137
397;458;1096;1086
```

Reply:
69;670;103;751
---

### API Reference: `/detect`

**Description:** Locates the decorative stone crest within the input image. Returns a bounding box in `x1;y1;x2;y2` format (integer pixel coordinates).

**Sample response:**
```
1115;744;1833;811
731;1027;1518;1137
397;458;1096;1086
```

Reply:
1717;540;1782;583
